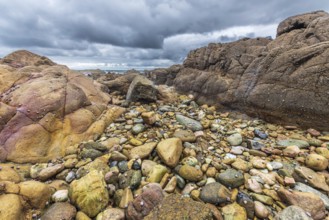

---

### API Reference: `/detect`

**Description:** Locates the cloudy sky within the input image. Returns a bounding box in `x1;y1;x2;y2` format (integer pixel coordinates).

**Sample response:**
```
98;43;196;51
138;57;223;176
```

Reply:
0;0;328;70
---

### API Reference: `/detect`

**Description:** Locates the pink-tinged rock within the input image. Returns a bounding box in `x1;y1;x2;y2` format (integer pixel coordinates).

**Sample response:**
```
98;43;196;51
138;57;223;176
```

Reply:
0;50;125;163
126;183;164;220
277;188;326;220
284;177;295;186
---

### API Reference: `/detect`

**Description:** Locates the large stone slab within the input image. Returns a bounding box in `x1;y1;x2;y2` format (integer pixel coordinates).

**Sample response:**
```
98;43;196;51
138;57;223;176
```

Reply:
149;11;329;130
0;50;125;163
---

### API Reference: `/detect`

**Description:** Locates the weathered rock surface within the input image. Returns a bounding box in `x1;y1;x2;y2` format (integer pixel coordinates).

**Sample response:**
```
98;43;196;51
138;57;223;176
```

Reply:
0;194;24;220
41;202;77;220
277;187;326;220
149;10;329;130
275;205;312;220
69;170;109;218
19;180;52;209
126;183;164;220
145;193;214;220
126;75;158;102
0;50;125;163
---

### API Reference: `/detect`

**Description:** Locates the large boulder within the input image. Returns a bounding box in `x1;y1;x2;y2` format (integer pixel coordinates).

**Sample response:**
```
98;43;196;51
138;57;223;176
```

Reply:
150;11;329;130
126;75;158;102
0;50;125;163
69;170;109;218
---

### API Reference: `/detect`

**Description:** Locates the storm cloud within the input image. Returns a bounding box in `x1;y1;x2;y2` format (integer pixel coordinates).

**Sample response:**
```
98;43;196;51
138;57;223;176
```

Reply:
0;0;328;69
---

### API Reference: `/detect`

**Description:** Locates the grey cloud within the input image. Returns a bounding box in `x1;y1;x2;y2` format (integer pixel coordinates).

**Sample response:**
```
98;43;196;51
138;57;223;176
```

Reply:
0;0;328;68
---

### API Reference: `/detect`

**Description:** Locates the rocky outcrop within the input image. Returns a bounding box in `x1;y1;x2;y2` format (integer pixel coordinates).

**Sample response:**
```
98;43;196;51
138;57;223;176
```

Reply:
126;75;158;102
149;10;329;130
0;50;125;163
0;50;56;68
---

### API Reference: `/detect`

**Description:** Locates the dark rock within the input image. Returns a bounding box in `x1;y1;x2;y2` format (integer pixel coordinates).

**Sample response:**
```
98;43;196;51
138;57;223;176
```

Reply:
126;75;158;102
254;129;268;139
237;192;255;219
118;170;142;190
216;169;244;188
117;161;128;173
247;140;265;150
150;11;329;130
102;73;139;95
200;182;231;205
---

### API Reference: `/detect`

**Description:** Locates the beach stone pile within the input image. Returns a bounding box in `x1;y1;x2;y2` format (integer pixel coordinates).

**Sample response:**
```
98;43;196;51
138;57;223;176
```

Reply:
1;92;329;220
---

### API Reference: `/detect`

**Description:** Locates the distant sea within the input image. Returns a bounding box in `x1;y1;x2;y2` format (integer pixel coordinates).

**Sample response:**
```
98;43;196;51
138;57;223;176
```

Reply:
105;67;156;74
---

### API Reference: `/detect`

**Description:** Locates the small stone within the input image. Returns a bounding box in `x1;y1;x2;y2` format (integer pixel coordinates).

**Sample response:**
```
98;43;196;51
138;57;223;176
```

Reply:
146;164;167;183
65;171;76;183
117;161;128;173
156;138;183;167
318;135;329;141
76;211;91;220
277;139;309;149
141;111;157;125
231;158;251;172
37;164;65;181
41;202;77;220
227;133;243;146
175;114;203;131
119;187;134;208
247;140;265;150
132;160;141;170
52;189;69;202
141;160;157;176
129;142;157;159
179;165;203;182
206;167;217;178
216;169;244;188
307;128;321;137
254;201;269;219
126;183;164;219
230;146;244;155
110;151;127;161
129;138;143;146
245;178;263;193
305;153;328;171
80;148;103;160
315;147;329;159
275;205;312;220
181;156;199;167
269;161;283;170
173;130;196;142
164;176;177;193
200;182;231;204
96;208;125;220
251;158;267;169
222;202;247;220
251;193;274;205
254;129;268;139
283;145;300;157
237;192;255;219
284;176;295;186
131;124;146;135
